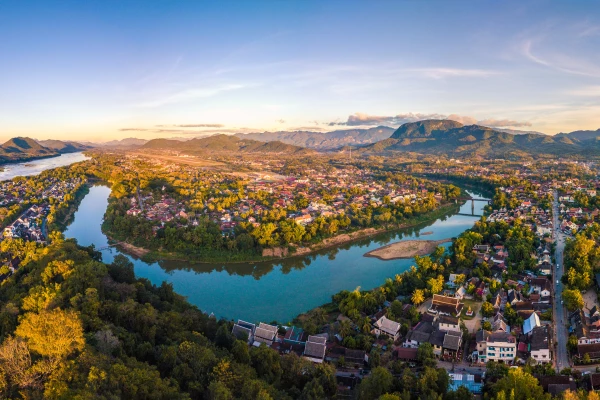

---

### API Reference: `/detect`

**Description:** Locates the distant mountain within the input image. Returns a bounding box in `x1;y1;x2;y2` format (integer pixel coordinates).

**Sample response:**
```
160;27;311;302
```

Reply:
0;137;92;164
236;126;395;149
361;120;600;157
556;129;600;142
493;128;547;136
37;139;92;153
0;137;60;164
141;134;312;154
96;138;150;148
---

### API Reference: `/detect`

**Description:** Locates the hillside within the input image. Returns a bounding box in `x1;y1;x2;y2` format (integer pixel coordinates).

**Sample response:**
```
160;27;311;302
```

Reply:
0;137;59;164
142;134;312;154
0;137;91;164
96;137;150;148
37;139;92;153
556;129;600;142
362;120;600;158
237;126;394;149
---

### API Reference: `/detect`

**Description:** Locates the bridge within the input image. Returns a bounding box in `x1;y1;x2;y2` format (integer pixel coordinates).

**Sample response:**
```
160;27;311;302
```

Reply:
454;197;488;217
96;243;118;251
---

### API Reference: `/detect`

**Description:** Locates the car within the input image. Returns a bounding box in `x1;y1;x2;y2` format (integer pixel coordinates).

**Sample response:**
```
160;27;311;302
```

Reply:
561;300;564;305
556;280;559;284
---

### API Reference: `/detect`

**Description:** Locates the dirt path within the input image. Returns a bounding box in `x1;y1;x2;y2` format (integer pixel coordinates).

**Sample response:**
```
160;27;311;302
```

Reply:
363;238;451;260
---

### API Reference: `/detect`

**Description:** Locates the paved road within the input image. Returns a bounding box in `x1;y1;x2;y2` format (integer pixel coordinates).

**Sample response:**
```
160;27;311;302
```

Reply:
553;190;570;371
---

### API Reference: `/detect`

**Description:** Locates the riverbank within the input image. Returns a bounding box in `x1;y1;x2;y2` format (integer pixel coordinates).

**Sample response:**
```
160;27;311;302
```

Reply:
105;234;150;257
110;200;461;264
364;238;452;260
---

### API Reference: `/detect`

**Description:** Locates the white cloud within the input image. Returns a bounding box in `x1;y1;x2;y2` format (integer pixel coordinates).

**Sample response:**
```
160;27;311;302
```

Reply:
135;83;250;108
330;112;531;128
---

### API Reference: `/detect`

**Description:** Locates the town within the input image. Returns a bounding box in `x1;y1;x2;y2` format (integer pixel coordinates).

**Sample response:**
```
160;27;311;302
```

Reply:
3;153;600;399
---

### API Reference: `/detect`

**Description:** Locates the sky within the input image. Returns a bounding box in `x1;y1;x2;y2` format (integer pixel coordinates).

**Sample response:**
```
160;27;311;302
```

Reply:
0;0;600;142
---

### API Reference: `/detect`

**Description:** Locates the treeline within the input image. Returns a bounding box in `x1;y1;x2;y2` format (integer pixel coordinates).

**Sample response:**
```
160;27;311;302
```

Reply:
0;236;338;399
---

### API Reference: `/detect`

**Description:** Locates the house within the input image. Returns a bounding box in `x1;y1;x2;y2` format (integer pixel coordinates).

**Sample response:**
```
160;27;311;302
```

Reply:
429;294;464;317
448;373;483;394
374;316;401;341
507;289;523;306
590;373;600;391
394;347;418;361
403;321;434;348
530;326;551;364
232;320;256;344
455;286;466;300
303;335;327;363
578;343;600;361
253;322;278;346
435;315;461;333
492;313;509;332
529;278;552;297
429;330;446;357
523;312;541;335
344;349;366;366
476;330;516;363
443;331;463;358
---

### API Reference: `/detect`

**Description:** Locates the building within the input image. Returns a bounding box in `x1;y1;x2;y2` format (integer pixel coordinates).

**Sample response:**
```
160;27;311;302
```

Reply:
253;322;278;346
530;326;551;364
523;312;541;335
429;294;464;317
435;315;461;333
303;335;327;363
374;316;401;341
476;330;516;363
232;320;255;344
448;373;483;394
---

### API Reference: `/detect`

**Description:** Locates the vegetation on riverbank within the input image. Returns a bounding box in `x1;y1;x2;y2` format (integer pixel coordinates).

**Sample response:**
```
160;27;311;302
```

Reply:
124;201;461;264
0;235;339;399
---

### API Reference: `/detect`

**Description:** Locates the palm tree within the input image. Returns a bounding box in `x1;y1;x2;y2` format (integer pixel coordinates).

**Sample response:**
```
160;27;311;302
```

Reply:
394;274;403;286
339;319;351;338
361;317;372;335
412;289;425;306
311;307;327;326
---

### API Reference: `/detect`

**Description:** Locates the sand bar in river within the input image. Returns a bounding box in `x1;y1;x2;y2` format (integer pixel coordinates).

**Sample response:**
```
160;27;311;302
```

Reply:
364;238;452;260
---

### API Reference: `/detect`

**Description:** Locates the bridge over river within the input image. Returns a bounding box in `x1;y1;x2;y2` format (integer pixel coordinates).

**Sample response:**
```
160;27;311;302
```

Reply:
454;197;490;217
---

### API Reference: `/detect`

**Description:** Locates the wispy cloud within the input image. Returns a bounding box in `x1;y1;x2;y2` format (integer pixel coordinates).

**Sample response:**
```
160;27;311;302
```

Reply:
520;38;600;77
477;118;532;128
408;68;499;79
328;112;531;128
156;124;225;128
135;83;252;108
567;85;600;97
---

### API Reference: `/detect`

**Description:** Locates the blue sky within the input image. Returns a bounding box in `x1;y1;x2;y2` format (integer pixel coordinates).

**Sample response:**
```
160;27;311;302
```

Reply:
0;0;599;141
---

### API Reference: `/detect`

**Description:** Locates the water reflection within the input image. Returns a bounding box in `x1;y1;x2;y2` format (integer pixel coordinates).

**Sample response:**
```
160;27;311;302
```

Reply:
65;184;488;323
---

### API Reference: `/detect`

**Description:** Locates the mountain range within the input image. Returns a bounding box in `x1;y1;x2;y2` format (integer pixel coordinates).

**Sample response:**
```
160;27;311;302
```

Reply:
235;126;395;149
0;137;90;164
141;134;312;155
357;120;600;157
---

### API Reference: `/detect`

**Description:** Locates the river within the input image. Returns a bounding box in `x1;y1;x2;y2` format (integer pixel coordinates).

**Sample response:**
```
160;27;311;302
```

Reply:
0;152;90;181
64;184;489;323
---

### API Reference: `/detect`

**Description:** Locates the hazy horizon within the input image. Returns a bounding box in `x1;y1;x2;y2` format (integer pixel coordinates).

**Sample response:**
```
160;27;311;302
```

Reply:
1;0;600;142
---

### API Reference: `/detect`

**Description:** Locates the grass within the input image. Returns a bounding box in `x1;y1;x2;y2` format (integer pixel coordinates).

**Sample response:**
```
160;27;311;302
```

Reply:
460;298;482;320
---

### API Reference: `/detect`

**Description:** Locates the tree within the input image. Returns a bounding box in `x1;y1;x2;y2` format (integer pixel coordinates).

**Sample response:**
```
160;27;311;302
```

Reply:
358;366;393;400
490;368;550;400
481;301;495;318
417;342;436;367
15;309;85;359
411;289;425;306
562;289;584;312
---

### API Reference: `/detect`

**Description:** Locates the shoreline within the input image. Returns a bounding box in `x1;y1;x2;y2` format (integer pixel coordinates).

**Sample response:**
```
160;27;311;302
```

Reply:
363;238;452;261
105;201;462;265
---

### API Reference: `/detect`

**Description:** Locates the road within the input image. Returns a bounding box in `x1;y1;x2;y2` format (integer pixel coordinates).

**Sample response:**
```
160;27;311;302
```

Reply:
552;190;570;371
